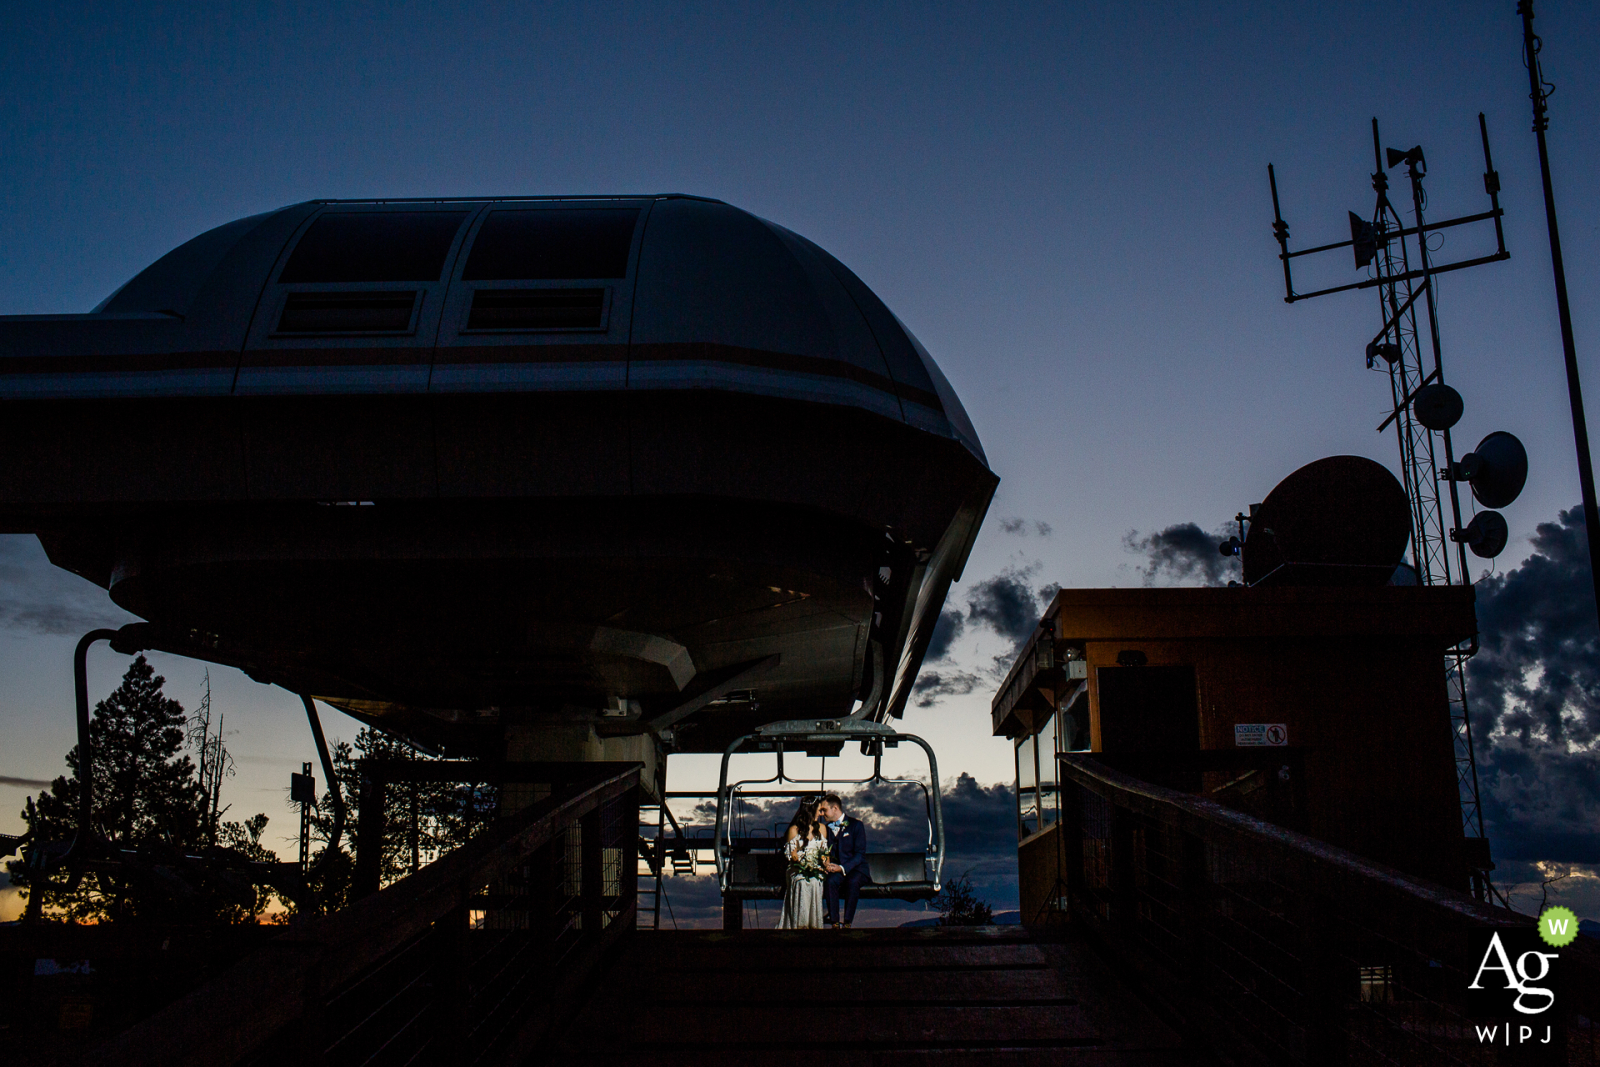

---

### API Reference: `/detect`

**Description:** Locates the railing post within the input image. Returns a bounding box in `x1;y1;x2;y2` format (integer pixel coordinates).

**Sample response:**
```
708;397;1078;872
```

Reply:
1109;800;1134;934
580;806;603;935
1179;828;1209;985
1060;778;1085;919
295;953;329;1066
1175;826;1215;1054
530;835;555;948
1297;872;1347;1067
434;894;470;1067
353;767;386;899
621;784;640;916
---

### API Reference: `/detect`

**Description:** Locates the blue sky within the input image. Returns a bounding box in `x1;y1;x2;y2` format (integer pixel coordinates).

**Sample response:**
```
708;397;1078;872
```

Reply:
2;1;1598;921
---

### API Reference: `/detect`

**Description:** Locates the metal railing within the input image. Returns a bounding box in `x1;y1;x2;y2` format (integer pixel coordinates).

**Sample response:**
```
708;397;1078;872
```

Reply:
1058;755;1599;1066
86;765;641;1067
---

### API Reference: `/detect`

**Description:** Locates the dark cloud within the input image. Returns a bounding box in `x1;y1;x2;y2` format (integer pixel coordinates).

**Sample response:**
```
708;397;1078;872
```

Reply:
0;536;135;636
913;564;1059;706
1468;505;1600;868
925;608;965;661
0;775;53;789
1492;859;1600;920
965;563;1044;645
856;774;1019;895
912;669;984;707
996;517;1052;538
1123;522;1239;586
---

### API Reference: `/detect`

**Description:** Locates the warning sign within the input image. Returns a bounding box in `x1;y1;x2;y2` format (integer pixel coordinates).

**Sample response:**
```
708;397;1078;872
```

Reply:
1235;723;1288;747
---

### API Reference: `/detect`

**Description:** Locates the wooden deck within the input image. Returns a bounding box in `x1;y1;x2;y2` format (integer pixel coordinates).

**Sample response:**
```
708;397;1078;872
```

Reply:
551;925;1208;1066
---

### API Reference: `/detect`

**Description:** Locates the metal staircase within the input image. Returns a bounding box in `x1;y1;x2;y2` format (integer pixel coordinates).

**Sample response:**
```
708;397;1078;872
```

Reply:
636;799;694;930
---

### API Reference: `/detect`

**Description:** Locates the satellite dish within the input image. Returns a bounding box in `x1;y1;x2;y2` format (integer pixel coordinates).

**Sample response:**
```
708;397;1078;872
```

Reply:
1455;431;1528;509
1242;455;1413;587
1412;383;1464;431
1458;511;1509;559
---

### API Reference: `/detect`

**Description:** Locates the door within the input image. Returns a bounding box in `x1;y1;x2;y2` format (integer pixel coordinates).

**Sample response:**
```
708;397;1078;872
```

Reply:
1096;665;1199;790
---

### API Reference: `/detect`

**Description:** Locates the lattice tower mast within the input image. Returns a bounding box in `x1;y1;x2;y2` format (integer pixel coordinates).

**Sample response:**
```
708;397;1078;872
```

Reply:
1268;116;1514;876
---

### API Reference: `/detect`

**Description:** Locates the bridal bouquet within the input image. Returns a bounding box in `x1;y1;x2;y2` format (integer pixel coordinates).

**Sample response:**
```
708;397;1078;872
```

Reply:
790;851;828;881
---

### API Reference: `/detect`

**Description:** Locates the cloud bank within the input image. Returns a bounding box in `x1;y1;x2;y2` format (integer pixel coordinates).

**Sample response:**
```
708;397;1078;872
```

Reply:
0;536;136;636
1469;505;1600;871
913;559;1060;707
1123;521;1239;586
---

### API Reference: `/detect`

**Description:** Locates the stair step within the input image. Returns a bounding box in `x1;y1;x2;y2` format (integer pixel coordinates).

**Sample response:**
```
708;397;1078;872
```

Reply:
550;928;1192;1065
624;1004;1103;1046
605;1050;1203;1067
633;943;1052;973
636;968;1074;1004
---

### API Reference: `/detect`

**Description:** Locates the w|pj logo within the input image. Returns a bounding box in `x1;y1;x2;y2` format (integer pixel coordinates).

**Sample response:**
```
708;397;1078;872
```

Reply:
1466;922;1564;1064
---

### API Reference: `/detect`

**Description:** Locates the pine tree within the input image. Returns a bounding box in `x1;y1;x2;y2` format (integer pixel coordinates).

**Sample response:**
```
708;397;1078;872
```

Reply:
5;656;273;923
934;872;994;926
288;727;498;916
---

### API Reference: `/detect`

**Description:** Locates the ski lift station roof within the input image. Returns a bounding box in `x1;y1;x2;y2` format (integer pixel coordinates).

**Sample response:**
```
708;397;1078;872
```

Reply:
0;195;998;762
16;194;983;460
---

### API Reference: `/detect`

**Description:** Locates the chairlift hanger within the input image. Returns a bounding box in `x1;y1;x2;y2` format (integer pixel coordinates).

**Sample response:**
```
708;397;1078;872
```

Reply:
712;718;945;902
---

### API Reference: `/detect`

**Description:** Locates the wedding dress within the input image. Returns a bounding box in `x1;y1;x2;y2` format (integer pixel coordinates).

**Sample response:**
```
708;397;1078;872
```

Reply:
776;835;827;929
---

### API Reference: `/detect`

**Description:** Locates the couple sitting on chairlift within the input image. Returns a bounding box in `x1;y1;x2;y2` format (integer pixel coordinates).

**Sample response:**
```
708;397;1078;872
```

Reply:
777;793;870;929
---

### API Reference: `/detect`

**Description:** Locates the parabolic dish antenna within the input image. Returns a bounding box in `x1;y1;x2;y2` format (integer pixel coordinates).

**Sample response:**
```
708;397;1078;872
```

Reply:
1242;455;1412;587
1459;431;1528;510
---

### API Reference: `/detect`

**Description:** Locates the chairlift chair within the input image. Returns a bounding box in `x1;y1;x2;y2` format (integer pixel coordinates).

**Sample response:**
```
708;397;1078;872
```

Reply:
713;718;945;902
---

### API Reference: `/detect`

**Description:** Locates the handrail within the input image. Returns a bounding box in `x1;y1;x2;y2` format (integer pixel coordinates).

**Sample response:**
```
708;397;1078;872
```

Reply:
87;766;641;1067
1056;754;1600;1064
1061;755;1495;922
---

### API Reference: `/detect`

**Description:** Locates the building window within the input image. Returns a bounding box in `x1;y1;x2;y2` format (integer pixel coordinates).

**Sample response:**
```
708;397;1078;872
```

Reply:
1058;686;1091;753
1016;733;1038;838
1358;964;1393;1004
1038;710;1059;829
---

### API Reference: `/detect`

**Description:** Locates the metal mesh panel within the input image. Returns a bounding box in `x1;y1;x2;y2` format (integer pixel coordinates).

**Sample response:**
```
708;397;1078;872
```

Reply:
1059;758;1599;1066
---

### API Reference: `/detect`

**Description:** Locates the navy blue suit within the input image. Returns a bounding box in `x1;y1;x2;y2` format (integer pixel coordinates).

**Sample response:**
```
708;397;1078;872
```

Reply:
824;817;871;924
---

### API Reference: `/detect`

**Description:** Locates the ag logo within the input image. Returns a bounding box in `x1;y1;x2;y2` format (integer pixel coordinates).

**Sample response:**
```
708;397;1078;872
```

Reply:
1467;924;1562;1064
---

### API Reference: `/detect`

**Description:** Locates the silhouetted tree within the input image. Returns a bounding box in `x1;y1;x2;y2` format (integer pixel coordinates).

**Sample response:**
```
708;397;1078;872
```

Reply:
7;656;278;922
934;872;993;926
287;727;497;917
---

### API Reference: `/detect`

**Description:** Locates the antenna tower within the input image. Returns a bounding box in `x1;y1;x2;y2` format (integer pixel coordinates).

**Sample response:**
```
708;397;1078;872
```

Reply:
1267;118;1526;901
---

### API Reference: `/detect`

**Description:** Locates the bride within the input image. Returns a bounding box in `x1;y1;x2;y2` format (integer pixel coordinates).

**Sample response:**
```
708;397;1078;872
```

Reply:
776;795;829;929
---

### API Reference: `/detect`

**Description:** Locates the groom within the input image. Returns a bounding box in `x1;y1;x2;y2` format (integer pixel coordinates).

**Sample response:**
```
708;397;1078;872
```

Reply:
821;793;871;928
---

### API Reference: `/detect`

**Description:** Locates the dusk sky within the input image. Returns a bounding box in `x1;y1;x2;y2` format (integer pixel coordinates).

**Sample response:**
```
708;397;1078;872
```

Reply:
2;2;1597;923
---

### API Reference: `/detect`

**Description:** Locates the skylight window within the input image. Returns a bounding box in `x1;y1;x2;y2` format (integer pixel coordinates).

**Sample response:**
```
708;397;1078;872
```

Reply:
462;208;638;280
280;212;470;283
